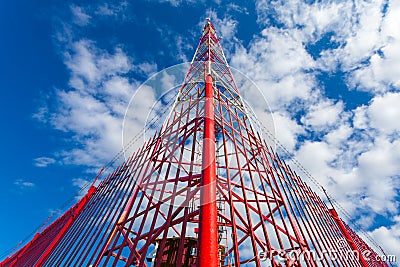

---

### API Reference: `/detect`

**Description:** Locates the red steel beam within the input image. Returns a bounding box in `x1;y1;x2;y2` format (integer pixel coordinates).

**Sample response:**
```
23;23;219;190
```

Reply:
197;74;218;267
35;185;97;266
1;233;40;267
329;208;369;267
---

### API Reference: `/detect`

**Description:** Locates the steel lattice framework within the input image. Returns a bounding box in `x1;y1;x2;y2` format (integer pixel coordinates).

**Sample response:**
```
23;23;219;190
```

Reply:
1;20;390;267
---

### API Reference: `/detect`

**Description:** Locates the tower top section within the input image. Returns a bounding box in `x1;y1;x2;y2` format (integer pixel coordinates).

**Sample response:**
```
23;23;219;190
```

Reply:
183;19;241;101
191;19;229;74
203;18;215;35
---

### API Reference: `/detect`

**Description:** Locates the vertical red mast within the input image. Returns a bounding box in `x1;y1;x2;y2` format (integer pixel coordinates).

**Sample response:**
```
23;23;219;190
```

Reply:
197;73;218;266
197;18;219;266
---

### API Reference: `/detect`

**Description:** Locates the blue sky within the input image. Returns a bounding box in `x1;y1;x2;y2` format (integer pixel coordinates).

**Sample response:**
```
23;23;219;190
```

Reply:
1;0;399;261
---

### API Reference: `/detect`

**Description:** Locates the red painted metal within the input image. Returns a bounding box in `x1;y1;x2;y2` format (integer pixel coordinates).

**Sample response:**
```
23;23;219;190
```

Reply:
329;208;369;267
329;208;390;267
342;220;390;267
0;185;97;267
1;233;40;267
0;19;390;267
35;185;97;266
197;74;218;267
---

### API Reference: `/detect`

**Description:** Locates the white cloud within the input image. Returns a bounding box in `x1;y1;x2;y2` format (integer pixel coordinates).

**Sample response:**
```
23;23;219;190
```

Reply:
72;178;93;199
231;28;317;113
368;92;400;134
369;216;400;262
123;84;158;155
64;40;131;89
72;177;91;188
272;111;304;152
39;35;158;168
103;76;133;100
338;1;383;69
52;89;125;166
203;10;239;54
290;121;400;218
136;62;157;76
70;1;131;26
34;157;56;167
324;124;353;146
352;105;369;130
256;0;400;94
356;137;400;211
47;208;63;217
294;140;339;186
156;0;220;6
328;1;400;92
156;0;195;7
301;99;345;131
95;1;129;18
256;0;350;41
14;179;35;189
70;5;91;26
258;28;315;78
153;24;194;63
226;3;249;15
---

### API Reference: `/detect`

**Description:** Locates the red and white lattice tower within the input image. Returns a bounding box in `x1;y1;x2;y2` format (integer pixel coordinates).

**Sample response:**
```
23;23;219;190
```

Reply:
0;20;389;267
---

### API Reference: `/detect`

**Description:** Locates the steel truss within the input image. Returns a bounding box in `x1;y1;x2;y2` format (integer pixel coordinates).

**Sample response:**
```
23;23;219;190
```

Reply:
0;20;389;267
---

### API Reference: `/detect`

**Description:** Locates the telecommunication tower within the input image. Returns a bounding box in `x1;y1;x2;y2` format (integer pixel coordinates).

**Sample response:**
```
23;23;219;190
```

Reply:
0;20;389;267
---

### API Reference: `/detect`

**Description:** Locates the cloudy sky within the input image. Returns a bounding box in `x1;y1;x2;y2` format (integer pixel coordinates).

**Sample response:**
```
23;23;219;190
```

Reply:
0;0;399;262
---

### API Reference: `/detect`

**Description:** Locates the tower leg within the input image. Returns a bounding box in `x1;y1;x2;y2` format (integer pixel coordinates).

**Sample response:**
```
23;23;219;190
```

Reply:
35;186;97;266
329;209;369;267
